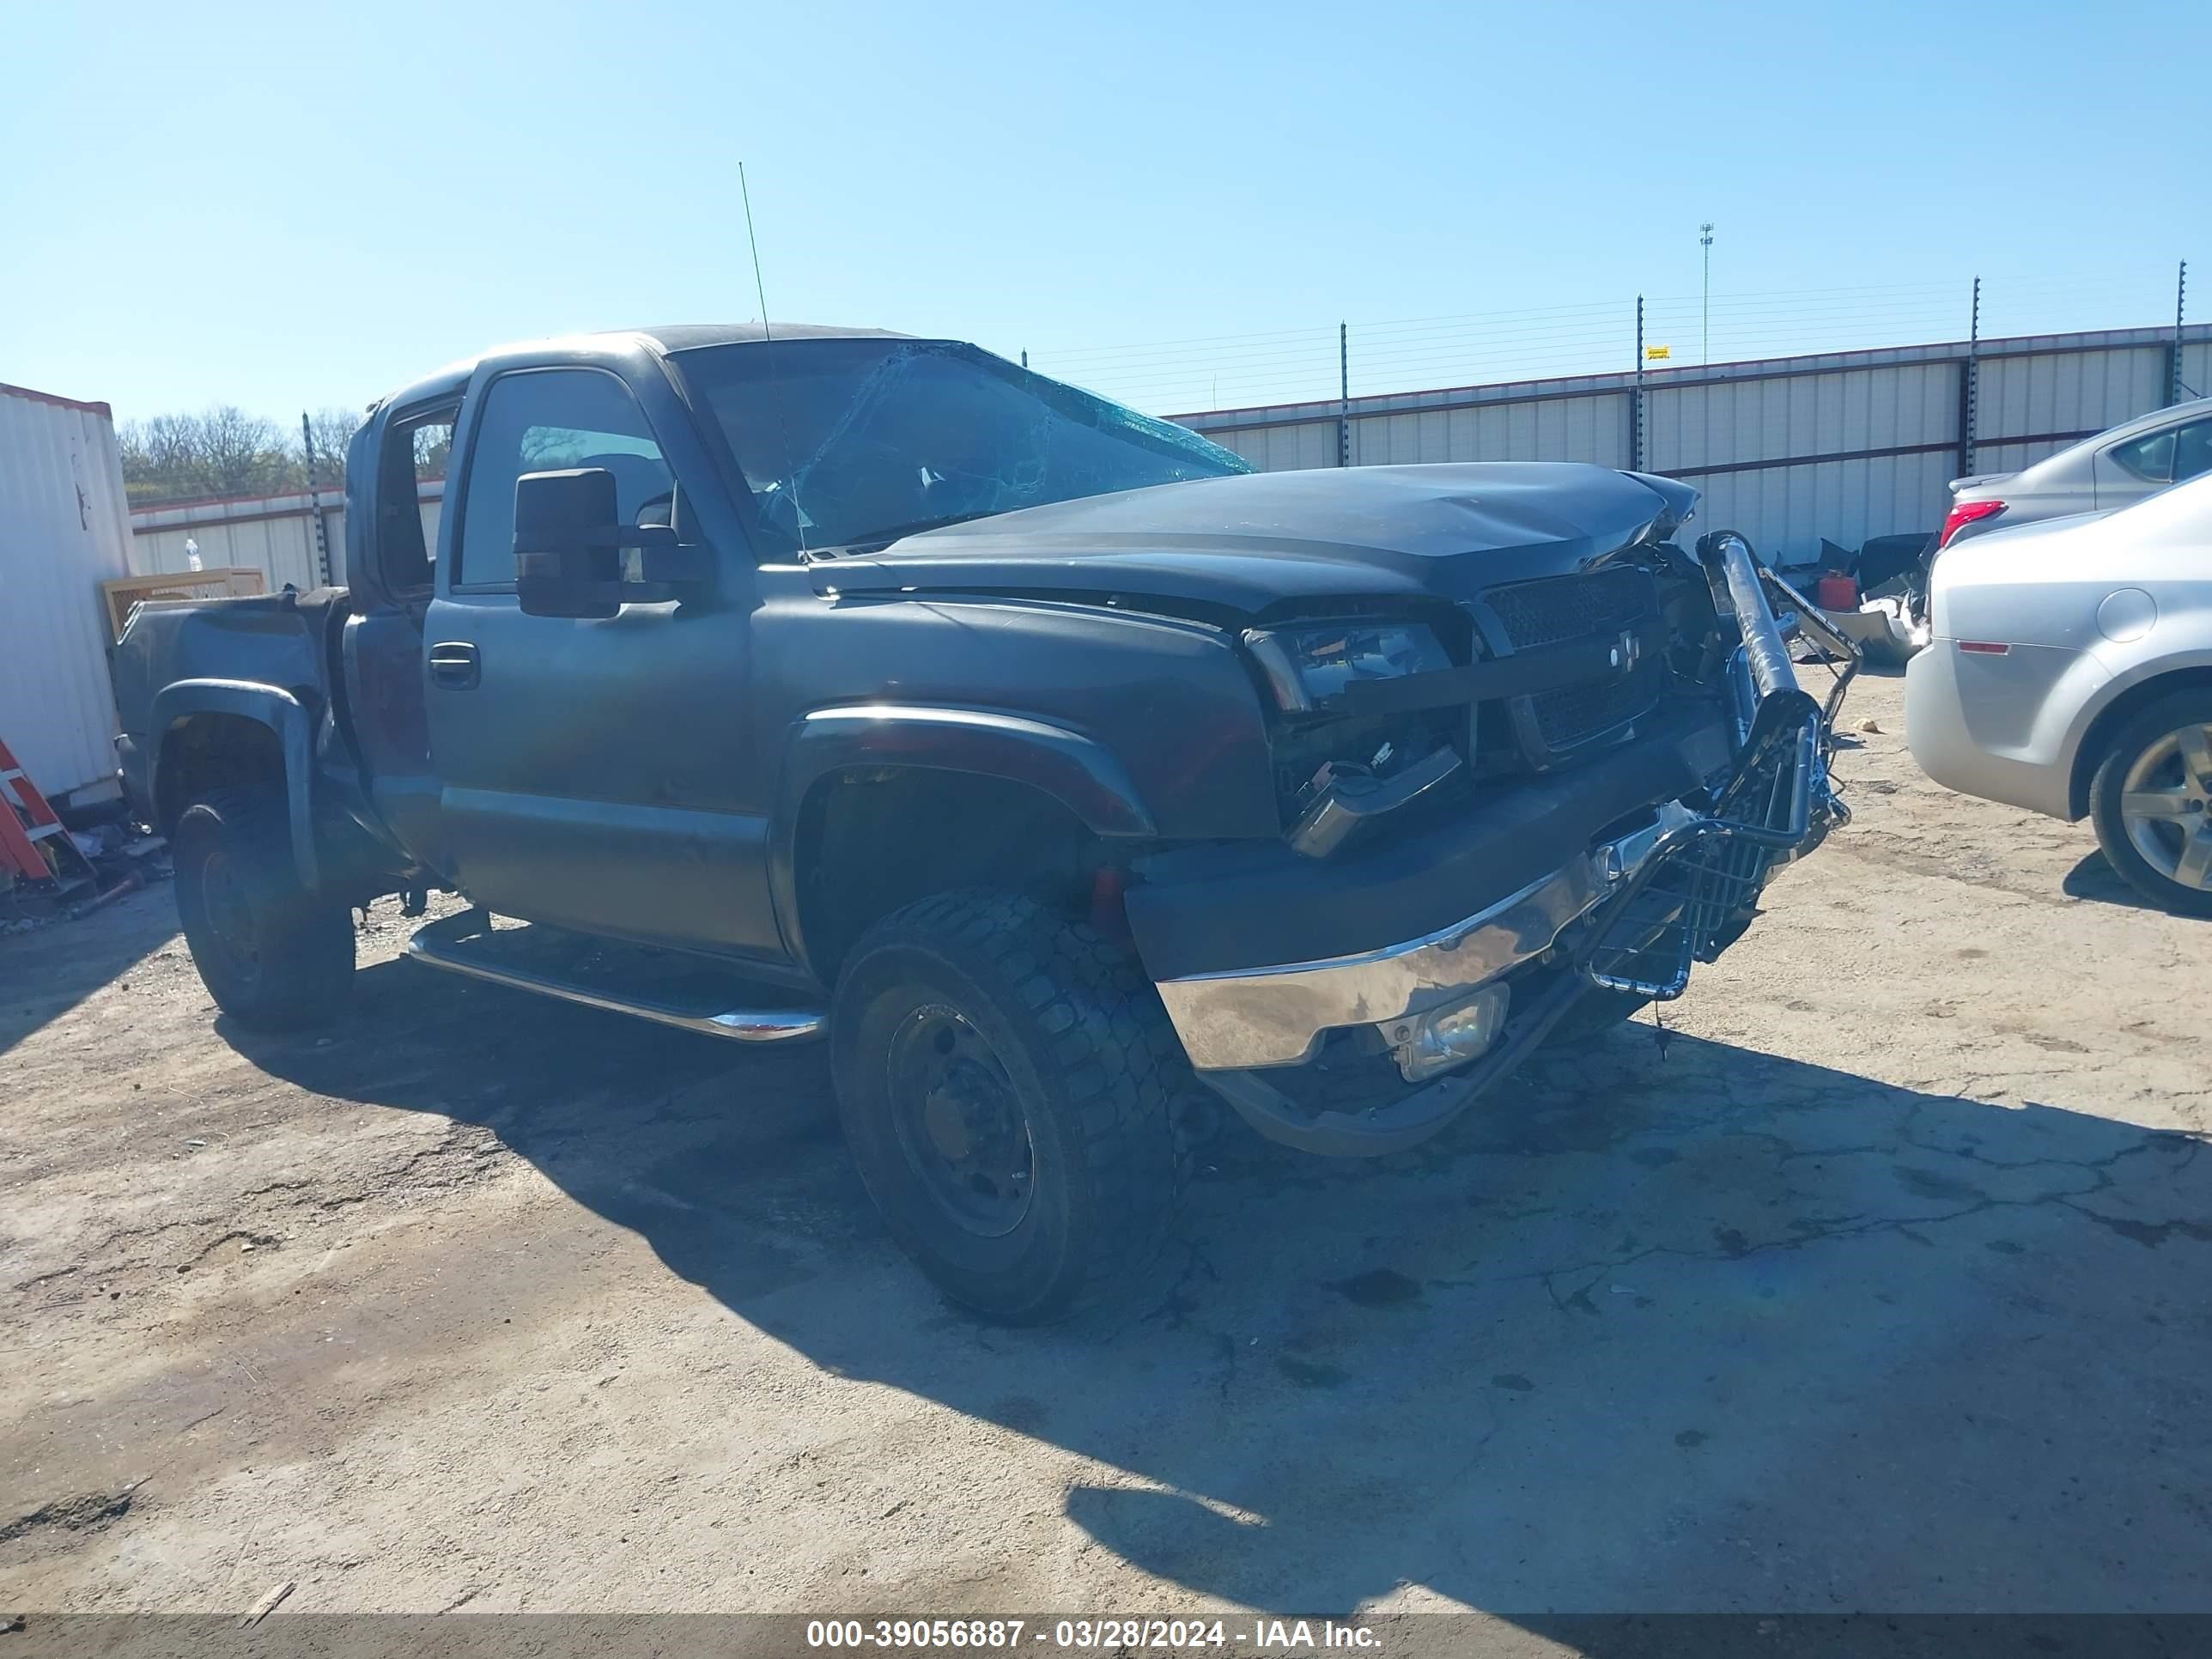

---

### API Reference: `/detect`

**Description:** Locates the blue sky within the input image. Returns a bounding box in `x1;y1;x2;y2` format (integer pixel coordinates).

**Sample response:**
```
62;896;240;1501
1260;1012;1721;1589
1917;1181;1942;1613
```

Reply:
3;0;2200;423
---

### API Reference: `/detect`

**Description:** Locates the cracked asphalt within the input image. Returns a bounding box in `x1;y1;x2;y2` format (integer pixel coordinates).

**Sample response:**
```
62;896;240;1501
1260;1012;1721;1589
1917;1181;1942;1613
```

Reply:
3;670;2209;1623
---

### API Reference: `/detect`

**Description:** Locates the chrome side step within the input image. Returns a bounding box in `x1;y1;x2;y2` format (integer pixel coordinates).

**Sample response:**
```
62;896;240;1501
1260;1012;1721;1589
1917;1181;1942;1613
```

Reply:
404;912;826;1044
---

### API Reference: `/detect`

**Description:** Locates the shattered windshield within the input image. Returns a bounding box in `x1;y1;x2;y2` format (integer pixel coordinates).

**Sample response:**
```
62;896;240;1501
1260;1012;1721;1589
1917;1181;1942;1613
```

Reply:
672;338;1252;555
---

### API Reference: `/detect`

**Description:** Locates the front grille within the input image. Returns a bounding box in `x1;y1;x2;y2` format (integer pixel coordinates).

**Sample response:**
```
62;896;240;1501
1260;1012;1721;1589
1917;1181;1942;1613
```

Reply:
1480;566;1662;761
1485;566;1656;652
1528;670;1654;750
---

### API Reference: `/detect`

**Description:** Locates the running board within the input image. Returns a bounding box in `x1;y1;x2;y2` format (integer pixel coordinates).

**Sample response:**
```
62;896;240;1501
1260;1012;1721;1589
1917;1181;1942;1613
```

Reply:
404;912;825;1044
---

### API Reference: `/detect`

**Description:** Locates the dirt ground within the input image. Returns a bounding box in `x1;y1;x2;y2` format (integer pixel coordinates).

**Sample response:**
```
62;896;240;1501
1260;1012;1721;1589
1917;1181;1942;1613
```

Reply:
4;670;2209;1626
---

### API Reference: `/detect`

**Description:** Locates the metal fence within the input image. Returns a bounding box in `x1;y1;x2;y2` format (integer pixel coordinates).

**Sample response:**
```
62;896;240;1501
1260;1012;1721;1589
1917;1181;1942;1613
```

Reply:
126;300;2206;590
1176;323;2211;566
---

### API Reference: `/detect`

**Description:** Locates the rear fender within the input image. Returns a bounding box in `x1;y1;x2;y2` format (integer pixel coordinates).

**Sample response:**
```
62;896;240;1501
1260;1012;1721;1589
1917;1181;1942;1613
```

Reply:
149;680;320;890
2064;648;2212;818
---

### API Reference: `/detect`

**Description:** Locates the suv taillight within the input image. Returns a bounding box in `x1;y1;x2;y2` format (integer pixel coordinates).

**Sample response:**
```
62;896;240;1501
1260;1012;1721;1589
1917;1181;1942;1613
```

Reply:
1937;498;2006;549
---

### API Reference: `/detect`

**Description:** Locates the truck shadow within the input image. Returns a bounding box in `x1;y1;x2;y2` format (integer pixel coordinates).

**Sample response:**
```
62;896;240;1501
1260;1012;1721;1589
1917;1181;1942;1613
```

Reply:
0;886;180;1057
237;952;2212;1617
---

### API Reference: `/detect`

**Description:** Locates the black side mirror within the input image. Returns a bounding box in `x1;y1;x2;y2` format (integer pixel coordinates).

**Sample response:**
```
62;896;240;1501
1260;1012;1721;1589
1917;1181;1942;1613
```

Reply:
514;467;714;619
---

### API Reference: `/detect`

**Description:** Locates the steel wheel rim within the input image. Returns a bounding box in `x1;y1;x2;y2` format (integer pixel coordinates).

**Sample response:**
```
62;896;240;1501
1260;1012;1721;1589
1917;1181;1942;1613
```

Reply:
198;848;262;981
2119;723;2212;890
884;1003;1035;1238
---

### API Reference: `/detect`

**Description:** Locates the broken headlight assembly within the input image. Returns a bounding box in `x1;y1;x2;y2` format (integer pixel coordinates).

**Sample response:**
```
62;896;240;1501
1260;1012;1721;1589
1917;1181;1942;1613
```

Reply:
1243;620;1451;714
1245;620;1466;856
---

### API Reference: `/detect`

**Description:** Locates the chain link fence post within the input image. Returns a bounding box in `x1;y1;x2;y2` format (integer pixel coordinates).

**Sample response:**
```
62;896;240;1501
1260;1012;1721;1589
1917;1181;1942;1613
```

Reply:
1958;276;1982;478
1338;321;1351;467
1632;295;1646;472
2172;261;2190;405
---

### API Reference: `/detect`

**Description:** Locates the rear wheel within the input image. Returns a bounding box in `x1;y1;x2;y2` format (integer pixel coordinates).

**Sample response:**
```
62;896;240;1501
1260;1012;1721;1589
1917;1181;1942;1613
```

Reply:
830;890;1188;1323
2089;690;2212;919
173;789;356;1028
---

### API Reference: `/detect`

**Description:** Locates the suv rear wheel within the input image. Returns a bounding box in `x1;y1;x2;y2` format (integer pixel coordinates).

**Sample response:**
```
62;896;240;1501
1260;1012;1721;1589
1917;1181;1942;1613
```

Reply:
173;788;356;1028
2089;689;2212;918
830;890;1188;1323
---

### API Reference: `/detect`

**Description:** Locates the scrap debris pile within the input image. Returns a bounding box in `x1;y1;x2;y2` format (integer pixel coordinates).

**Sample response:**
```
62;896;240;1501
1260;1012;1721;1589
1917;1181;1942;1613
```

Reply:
0;817;168;933
1793;532;1935;667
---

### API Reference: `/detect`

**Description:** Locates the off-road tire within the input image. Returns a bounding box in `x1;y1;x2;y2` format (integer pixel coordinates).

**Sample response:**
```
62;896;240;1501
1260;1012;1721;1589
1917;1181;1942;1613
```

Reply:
173;788;356;1029
830;890;1191;1323
2088;689;2212;920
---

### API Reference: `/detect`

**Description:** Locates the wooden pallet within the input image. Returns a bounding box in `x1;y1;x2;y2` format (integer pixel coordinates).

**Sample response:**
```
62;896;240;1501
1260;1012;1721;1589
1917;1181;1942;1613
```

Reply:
100;567;266;641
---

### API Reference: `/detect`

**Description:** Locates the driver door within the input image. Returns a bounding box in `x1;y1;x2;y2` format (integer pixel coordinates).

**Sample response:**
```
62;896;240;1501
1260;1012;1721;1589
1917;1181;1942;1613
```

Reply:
423;365;779;958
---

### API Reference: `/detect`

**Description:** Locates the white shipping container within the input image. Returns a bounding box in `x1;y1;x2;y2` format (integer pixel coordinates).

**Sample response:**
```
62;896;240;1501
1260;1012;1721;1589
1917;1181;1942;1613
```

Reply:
0;381;134;803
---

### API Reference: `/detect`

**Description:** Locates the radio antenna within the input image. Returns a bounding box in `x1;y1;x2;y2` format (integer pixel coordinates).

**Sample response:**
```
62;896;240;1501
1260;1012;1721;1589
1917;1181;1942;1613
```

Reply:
738;161;806;551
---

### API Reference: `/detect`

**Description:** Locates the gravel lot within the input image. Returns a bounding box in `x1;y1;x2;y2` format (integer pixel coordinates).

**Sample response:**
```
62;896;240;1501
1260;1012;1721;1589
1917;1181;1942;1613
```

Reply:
4;669;2209;1624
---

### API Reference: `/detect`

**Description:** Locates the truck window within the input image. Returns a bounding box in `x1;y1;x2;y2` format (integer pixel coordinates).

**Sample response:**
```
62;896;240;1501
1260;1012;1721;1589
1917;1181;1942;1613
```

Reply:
376;408;455;597
455;369;670;589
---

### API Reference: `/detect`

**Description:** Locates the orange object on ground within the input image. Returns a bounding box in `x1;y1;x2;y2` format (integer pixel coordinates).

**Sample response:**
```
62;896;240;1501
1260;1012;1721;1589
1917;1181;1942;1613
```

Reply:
0;736;100;885
1815;574;1859;611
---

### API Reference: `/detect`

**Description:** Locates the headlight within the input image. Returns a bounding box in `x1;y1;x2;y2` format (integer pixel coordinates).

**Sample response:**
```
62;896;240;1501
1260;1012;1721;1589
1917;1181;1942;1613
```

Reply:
1243;620;1450;713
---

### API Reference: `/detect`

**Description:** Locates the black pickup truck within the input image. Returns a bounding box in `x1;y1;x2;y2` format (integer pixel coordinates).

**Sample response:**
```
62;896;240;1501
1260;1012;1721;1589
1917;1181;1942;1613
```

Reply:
112;325;1851;1321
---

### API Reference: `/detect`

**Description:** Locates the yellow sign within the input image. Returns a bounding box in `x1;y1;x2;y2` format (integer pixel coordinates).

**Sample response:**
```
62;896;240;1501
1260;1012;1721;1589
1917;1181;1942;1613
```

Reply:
1644;344;1673;362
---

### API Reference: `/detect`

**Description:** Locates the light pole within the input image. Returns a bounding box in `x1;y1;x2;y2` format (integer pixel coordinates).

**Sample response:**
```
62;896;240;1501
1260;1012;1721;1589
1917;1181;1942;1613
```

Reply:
1699;222;1715;363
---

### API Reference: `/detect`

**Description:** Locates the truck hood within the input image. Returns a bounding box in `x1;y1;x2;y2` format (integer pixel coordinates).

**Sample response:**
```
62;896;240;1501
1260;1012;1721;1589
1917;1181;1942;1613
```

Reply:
809;462;1698;617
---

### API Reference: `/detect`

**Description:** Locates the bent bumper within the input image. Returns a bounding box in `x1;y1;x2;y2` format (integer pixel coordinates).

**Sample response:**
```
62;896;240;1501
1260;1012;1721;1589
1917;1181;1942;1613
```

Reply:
1154;532;1852;1154
1157;816;1674;1071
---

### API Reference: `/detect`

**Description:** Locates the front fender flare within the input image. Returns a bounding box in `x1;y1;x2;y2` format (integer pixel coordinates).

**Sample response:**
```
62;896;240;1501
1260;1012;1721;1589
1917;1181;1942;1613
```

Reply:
769;703;1157;977
149;679;321;890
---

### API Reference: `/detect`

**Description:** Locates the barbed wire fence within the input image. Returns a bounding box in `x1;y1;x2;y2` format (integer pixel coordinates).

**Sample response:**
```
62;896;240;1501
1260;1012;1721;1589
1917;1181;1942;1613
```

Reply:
1022;265;2191;417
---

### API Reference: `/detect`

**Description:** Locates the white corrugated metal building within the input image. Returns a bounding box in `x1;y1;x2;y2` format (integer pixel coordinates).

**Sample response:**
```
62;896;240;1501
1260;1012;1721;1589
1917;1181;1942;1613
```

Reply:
0;382;135;803
131;485;345;592
129;479;445;592
1177;324;2212;565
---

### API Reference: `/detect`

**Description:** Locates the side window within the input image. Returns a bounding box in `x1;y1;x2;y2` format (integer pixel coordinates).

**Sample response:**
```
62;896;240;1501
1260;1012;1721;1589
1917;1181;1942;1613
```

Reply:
2171;420;2212;486
375;408;456;596
455;369;670;589
2108;428;2176;483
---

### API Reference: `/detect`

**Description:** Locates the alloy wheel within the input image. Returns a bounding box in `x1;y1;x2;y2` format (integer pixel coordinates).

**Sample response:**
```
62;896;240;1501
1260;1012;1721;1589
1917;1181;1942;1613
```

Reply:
2118;722;2212;891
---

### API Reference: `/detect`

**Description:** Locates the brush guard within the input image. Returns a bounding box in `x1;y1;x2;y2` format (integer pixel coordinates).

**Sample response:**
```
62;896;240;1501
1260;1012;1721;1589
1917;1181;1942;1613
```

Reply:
1583;531;1856;1000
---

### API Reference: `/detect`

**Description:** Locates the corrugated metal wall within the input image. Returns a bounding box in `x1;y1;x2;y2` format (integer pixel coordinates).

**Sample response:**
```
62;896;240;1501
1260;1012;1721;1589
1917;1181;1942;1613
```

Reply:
111;325;2212;602
131;492;337;591
1182;325;2212;565
1352;388;1632;469
0;384;135;800
130;486;446;592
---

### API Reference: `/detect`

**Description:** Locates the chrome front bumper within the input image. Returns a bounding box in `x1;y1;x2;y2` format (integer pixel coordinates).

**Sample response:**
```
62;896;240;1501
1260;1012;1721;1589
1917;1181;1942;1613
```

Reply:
1152;531;1855;1150
1156;807;1690;1072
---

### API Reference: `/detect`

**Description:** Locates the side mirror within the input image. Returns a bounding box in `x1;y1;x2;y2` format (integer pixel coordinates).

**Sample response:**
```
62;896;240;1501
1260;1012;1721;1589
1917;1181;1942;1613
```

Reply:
513;467;713;619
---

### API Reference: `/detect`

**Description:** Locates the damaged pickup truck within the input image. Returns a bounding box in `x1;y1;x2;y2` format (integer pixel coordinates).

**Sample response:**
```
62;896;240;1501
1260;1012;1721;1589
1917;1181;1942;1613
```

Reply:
112;325;1852;1321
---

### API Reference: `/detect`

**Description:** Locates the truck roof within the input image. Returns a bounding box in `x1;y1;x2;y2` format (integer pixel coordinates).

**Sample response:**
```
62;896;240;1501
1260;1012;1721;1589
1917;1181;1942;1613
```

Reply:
370;323;914;415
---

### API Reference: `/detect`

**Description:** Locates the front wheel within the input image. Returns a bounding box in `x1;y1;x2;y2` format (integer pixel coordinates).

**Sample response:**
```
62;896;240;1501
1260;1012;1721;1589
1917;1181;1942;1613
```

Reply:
2089;690;2212;919
830;890;1189;1323
173;788;356;1029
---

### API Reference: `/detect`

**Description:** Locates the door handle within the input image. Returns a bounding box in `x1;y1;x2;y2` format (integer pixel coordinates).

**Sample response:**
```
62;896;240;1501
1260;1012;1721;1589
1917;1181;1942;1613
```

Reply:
428;641;481;690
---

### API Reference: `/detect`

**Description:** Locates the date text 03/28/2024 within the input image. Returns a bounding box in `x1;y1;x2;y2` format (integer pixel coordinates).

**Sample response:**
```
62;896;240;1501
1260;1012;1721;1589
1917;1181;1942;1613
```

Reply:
804;1618;1382;1650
